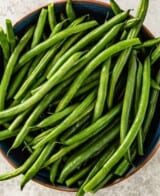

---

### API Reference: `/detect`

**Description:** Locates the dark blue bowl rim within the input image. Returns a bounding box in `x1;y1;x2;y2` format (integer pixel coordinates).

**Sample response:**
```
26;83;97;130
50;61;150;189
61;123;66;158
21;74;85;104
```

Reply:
0;0;160;192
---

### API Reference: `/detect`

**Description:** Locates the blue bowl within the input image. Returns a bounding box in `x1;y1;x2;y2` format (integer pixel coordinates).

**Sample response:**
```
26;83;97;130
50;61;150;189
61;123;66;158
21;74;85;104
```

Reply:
0;0;160;192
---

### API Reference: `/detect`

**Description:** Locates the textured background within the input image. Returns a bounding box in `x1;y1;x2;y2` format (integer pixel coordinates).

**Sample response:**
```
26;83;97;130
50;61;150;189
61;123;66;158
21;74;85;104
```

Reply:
0;0;160;196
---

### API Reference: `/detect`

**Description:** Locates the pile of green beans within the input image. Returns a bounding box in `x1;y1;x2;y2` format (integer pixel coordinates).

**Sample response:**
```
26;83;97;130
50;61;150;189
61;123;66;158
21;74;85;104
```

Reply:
0;0;160;195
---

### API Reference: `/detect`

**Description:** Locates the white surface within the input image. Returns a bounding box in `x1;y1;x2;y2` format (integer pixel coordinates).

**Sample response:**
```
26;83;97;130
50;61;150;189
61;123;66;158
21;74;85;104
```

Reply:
0;0;160;195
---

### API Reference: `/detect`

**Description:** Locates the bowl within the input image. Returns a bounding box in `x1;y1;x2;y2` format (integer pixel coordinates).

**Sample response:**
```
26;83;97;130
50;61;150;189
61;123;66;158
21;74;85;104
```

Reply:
0;0;160;193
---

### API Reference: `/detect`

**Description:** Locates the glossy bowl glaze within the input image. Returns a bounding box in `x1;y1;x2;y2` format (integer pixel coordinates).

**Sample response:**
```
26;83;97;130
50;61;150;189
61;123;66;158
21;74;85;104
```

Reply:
0;0;160;192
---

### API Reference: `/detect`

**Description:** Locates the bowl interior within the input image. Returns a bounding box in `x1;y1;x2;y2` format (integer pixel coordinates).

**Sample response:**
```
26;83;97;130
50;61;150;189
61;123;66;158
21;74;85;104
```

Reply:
0;0;160;190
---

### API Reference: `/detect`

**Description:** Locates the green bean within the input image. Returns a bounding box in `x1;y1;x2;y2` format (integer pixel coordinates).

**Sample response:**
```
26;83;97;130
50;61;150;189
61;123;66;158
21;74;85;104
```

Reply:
120;52;137;155
66;0;76;21
8;109;31;131
143;69;160;141
23;140;33;154
93;58;111;122
151;44;160;64
18;21;98;66
0;27;10;63
20;141;56;189
36;103;79;128
44;143;80;167
0;146;43;181
136;37;160;49
66;164;92;187
151;78;160;90
83;56;150;192
0;52;82;119
33;90;96;149
49;18;69;37
64;102;121;146
134;60;143;156
108;0;149;108
120;30;128;40
91;174;114;193
5;19;16;51
14;44;60;100
76;144;117;196
56;38;140;112
110;0;122;15
48;3;56;31
0;129;19;141
114;147;137;176
82;71;100;86
0;26;34;111
50;159;61;184
7;62;31;99
75;80;98;98
47;20;125;78
124;18;141;29
31;9;47;48
58;125;119;183
60;114;91;142
70;15;89;26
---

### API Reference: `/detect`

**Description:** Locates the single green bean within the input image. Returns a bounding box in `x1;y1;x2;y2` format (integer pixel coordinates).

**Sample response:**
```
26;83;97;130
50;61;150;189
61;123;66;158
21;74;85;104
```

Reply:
136;37;160;49
0;27;10;63
134;60;143;156
5;19;16;51
64;102;121;146
93;58;111;122
0;129;19;141
120;30;128;40
143;69;160;141
48;3;57;31
56;38;140;112
18;21;98;66
124;18;141;29
8;109;31;131
66;0;76;21
31;9;48;48
0;26;34;111
7;62;31;99
110;0;122;15
91;174;114;193
20;141;56;189
151;78;160;90
151;44;160;64
66;164;93;187
120;52;137;146
83;56;150;192
50;158;61;184
75;80;98;98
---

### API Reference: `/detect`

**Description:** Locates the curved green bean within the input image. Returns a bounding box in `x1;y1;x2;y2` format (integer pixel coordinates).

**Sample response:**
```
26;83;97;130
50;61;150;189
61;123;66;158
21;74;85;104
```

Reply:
93;58;111;122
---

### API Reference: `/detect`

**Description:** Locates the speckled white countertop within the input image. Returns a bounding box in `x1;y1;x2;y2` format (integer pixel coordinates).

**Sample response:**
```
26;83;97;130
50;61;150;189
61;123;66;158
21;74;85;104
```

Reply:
0;0;160;196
